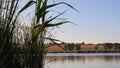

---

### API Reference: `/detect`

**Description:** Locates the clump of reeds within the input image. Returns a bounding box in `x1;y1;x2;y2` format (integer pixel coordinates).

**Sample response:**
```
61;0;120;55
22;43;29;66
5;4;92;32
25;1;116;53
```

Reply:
0;0;20;68
0;0;77;68
19;0;78;68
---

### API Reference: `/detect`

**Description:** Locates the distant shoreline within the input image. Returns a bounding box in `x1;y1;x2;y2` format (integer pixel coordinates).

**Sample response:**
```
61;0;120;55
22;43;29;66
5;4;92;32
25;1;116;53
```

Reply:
47;43;120;53
47;51;120;53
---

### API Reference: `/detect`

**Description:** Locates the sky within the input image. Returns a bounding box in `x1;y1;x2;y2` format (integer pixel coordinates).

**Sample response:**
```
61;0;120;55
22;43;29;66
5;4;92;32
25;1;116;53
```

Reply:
19;0;120;44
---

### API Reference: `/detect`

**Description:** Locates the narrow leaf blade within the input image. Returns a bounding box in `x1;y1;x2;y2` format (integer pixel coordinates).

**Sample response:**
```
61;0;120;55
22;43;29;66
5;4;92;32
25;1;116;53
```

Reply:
45;21;69;27
18;1;36;14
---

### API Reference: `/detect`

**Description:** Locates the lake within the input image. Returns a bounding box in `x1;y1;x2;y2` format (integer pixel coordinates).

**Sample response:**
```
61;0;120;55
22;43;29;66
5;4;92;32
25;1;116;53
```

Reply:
45;53;120;68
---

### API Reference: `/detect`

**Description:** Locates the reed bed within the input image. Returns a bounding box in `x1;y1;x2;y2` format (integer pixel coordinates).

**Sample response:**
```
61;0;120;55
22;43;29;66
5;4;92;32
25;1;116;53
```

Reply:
0;0;77;68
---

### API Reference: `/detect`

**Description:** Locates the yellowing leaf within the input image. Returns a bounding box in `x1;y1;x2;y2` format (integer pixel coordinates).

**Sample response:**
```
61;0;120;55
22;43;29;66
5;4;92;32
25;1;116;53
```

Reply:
34;23;45;37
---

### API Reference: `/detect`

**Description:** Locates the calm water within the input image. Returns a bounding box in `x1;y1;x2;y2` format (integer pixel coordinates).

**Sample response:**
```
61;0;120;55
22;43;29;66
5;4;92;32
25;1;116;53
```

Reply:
45;53;120;68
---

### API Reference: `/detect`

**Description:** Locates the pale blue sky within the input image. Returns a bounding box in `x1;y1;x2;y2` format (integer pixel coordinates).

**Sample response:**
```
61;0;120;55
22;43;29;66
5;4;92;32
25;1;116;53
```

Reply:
19;0;120;44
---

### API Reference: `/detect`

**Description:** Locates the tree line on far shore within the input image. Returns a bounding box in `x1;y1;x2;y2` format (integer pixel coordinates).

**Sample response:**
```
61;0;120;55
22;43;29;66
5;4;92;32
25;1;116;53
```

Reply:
50;42;120;53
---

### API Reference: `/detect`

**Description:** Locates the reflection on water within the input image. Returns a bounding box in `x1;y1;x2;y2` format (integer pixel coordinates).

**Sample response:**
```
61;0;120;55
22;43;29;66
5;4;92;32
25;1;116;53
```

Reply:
45;53;120;68
46;56;120;63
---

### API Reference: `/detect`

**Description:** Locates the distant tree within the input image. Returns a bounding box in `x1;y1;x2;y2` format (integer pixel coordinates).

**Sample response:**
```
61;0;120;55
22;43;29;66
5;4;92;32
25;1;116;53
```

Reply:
69;43;75;50
64;43;69;50
103;43;113;51
82;42;85;45
95;44;99;52
113;43;120;51
64;43;70;50
64;43;81;51
76;43;81;50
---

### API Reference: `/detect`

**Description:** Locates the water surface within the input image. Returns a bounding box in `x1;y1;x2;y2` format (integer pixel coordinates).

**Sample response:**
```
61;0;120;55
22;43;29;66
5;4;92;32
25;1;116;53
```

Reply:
45;53;120;68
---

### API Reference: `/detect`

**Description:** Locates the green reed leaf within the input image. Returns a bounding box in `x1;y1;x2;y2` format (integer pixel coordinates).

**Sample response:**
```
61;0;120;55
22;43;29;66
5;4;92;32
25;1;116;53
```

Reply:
45;21;69;27
45;11;66;24
18;0;36;14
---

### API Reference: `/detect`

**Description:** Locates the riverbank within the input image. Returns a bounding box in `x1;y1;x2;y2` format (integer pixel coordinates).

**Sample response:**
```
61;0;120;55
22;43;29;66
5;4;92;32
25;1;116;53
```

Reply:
47;44;120;53
47;51;120;53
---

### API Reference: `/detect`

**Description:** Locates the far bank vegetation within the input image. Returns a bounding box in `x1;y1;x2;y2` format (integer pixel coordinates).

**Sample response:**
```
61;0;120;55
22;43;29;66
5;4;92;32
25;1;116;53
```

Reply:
47;43;120;53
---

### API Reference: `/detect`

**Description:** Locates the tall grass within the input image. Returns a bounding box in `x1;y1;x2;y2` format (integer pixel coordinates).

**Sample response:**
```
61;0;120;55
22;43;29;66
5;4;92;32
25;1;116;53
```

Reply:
19;0;78;68
0;0;20;68
0;0;77;68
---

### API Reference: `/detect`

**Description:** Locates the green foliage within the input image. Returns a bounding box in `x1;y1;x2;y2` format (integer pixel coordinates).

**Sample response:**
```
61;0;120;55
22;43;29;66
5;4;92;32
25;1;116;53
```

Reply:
0;0;77;68
103;43;113;50
95;44;99;52
18;1;36;14
64;43;81;51
18;0;77;68
0;0;20;67
113;43;120;51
